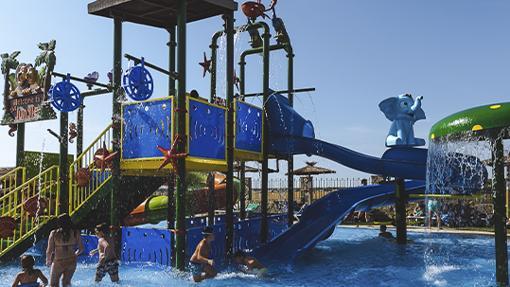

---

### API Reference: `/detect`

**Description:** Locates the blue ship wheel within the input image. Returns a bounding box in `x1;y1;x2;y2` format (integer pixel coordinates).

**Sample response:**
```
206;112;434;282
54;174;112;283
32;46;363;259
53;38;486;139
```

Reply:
50;74;82;112
122;57;153;101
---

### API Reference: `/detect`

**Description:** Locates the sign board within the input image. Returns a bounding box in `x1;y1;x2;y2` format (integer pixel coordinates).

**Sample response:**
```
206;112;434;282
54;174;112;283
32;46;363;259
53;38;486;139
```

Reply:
1;63;56;125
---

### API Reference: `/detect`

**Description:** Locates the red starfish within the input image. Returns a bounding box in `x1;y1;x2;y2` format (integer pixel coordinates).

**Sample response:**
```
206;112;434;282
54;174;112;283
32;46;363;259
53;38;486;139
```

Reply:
199;52;212;78
157;136;188;172
94;142;118;171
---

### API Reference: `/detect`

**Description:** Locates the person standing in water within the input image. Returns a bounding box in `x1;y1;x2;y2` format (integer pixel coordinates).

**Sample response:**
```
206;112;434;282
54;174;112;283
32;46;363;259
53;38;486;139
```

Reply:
45;214;84;287
378;224;394;239
11;255;48;287
89;223;119;283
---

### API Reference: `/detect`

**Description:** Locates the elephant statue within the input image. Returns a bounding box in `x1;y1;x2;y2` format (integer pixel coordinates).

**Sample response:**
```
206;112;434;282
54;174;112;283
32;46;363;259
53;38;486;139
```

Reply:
378;94;426;147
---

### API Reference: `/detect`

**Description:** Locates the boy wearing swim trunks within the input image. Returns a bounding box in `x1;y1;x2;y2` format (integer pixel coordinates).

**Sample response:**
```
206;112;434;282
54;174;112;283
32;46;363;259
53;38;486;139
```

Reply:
89;223;119;283
189;226;217;282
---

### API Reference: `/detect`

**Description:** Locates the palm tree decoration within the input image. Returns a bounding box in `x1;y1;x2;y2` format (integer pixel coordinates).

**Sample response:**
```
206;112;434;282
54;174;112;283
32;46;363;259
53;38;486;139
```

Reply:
1;51;21;124
34;40;56;93
1;51;20;75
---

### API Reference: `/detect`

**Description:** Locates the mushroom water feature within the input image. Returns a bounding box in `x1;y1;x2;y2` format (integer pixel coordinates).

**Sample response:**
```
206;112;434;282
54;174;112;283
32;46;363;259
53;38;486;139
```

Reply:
428;103;510;286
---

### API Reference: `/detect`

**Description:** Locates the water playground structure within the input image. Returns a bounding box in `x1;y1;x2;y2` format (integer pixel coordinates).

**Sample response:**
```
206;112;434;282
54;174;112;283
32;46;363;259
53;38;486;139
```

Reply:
0;0;509;286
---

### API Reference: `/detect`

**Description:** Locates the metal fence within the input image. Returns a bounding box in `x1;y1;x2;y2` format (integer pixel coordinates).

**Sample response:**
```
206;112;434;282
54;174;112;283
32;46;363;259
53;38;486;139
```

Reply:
249;177;373;204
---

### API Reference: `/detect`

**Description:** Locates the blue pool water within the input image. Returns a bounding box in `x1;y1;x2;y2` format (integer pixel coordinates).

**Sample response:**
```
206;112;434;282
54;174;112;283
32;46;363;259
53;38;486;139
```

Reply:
1;226;502;286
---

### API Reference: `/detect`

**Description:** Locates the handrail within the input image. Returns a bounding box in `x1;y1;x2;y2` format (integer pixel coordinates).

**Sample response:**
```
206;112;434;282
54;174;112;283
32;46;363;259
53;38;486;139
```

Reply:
0;167;26;196
0;165;59;257
68;124;114;215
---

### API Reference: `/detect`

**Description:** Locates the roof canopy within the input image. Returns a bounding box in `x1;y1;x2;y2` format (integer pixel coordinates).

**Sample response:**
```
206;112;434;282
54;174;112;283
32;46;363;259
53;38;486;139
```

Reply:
88;0;238;29
430;102;510;141
289;161;336;176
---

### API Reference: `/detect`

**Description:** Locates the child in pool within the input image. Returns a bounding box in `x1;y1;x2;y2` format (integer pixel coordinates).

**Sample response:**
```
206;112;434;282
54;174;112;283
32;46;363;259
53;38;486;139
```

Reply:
89;223;119;283
233;250;267;276
11;255;48;287
378;225;394;239
189;226;217;282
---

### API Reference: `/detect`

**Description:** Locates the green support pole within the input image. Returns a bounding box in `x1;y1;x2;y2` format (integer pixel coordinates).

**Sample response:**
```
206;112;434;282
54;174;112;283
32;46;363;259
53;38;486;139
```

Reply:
111;16;122;252
239;57;247;220
260;23;271;244
395;178;407;244
175;0;188;271
168;26;176;96
77;105;84;156
167;25;177;267
210;31;222;102
59;112;69;215
224;11;235;258
207;172;215;227
491;135;508;286
16;123;25;167
286;45;294;227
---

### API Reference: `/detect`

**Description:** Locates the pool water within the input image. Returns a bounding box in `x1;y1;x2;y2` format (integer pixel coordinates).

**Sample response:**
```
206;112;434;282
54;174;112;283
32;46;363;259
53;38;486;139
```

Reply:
1;226;501;286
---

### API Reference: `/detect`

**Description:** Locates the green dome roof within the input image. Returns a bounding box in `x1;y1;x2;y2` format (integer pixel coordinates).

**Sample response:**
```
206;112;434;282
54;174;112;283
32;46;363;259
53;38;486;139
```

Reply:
429;102;510;141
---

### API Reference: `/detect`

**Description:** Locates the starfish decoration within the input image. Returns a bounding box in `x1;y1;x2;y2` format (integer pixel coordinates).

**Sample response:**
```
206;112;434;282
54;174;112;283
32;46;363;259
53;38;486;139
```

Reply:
233;70;240;91
157;135;188;172
94;142;118;171
199;52;212;78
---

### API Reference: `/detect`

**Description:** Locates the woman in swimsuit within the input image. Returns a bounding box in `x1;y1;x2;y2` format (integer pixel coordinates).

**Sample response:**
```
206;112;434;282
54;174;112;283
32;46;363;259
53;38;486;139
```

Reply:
45;214;84;287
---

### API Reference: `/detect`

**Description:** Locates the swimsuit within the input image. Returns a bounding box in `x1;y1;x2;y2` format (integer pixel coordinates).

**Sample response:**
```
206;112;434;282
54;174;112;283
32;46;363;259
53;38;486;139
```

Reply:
18;283;39;287
189;261;203;276
95;259;119;282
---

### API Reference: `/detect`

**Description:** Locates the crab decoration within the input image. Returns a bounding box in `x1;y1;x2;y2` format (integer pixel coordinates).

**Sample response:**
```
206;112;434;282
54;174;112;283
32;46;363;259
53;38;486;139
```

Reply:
241;0;277;21
23;195;49;217
94;142;118;171
75;167;91;187
0;216;16;239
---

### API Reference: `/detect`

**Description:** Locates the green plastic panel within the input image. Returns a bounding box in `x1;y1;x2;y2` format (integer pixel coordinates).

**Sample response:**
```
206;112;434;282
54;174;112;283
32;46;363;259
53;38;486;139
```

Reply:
429;102;510;140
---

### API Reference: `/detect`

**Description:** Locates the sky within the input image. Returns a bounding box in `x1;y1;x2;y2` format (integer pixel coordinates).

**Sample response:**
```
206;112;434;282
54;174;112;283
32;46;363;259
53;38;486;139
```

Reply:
0;0;509;181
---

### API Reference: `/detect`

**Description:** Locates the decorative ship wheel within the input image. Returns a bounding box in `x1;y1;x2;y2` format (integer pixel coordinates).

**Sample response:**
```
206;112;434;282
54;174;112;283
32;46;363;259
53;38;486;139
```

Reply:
50;74;82;112
122;57;154;101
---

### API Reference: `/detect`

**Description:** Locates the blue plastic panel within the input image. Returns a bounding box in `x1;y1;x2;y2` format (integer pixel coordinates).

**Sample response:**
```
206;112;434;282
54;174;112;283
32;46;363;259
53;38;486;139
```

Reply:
122;98;172;159
235;101;262;153
121;227;171;265
188;99;225;160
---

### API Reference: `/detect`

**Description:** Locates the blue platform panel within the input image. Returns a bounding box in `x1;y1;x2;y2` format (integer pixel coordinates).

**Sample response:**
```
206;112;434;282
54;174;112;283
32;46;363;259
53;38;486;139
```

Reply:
122;98;172;159
235;101;262;153
188;98;226;160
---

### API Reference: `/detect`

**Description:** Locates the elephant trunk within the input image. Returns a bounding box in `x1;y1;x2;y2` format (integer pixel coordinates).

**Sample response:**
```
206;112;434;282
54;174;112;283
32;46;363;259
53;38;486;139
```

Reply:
411;96;423;113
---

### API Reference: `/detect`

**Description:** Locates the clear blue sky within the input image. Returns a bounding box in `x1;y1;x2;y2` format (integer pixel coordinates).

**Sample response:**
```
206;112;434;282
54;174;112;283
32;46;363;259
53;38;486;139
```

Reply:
1;0;509;179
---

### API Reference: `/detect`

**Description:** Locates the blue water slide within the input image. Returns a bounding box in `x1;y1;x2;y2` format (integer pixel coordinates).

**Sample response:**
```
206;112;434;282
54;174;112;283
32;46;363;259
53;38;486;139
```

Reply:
253;181;425;261
266;92;427;180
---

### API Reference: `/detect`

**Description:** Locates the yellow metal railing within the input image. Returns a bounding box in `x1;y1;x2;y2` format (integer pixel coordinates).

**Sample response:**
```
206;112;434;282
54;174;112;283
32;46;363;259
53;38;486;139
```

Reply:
0;167;26;196
69;124;113;215
0;166;59;257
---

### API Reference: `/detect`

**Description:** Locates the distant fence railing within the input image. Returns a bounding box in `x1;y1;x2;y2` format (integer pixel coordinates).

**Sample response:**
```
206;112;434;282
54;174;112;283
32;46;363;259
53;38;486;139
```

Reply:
249;177;372;203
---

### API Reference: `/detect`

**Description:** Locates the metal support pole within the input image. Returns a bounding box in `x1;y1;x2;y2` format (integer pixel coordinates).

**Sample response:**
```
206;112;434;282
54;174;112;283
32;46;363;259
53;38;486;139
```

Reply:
491;135;509;286
175;0;188;271
286;45;294;227
207;172;215;227
210;31;222;102
111;16;122;253
395;178;407;244
168;26;176;96
167;25;177;267
77;105;84;156
59;112;69;214
16;124;25;167
224;11;235;258
260;23;271;244
239;56;247;220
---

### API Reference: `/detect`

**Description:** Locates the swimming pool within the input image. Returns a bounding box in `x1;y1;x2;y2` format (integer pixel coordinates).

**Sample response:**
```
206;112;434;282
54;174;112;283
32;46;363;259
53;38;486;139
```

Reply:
1;226;501;286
